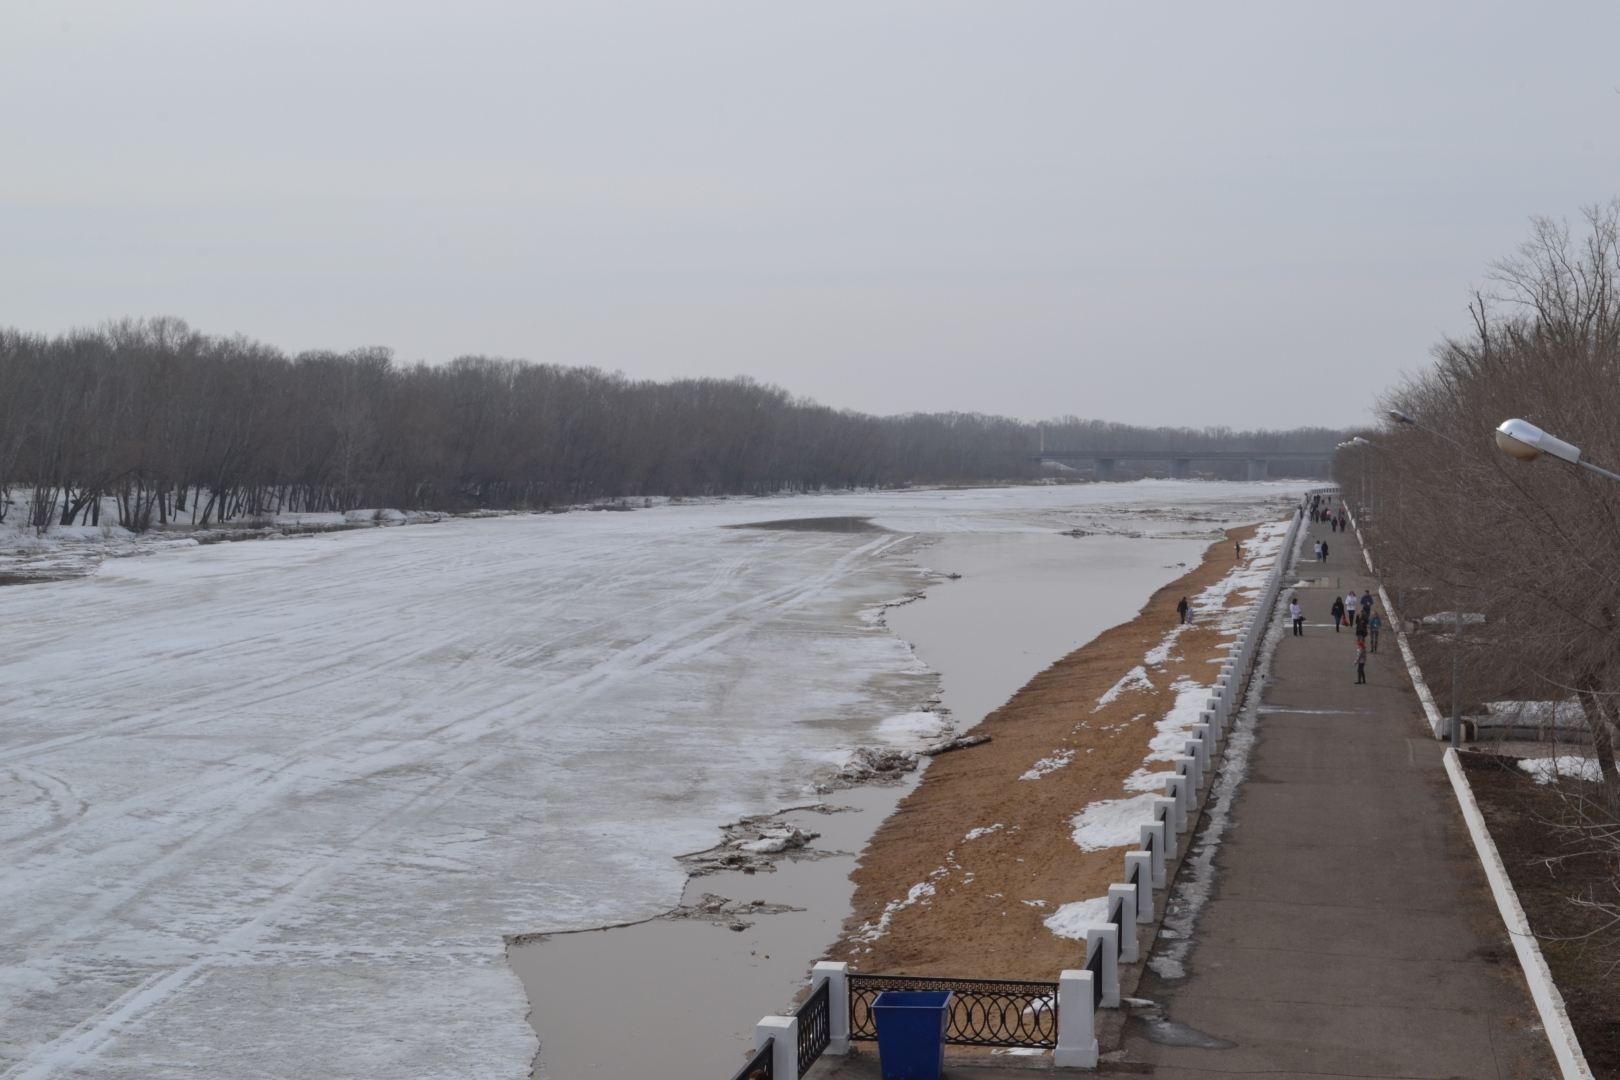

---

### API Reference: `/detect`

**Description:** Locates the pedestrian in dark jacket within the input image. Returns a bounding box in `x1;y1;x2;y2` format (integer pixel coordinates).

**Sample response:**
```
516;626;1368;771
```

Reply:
1359;591;1373;616
1321;539;1330;562
1355;642;1367;684
1176;597;1189;624
1330;596;1345;632
1290;598;1304;635
1354;610;1369;639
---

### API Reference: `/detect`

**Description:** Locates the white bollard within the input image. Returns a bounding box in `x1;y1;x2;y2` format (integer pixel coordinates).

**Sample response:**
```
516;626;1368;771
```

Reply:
1084;925;1121;1007
1175;752;1201;794
1199;708;1220;739
1054;970;1098;1068
1108;884;1139;962
1161;780;1188;832
1140;819;1168;885
1192;723;1213;765
1151;797;1179;854
811;961;849;1055
1189;728;1211;771
756;1015;797;1080
1124;851;1154;919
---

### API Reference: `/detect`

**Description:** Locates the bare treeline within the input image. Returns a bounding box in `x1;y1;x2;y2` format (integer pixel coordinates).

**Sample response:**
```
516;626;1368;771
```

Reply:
0;317;1336;531
1337;203;1620;812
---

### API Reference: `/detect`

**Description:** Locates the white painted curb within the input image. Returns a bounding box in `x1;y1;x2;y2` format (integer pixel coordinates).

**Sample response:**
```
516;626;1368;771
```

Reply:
1444;749;1592;1080
1346;506;1444;739
1346;502;1592;1078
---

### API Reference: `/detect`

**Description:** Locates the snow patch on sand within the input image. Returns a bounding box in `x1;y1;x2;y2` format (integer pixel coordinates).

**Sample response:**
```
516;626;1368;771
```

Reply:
1095;666;1153;710
854;875;943;942
1069;794;1161;851
1020;750;1074;781
1043;897;1109;940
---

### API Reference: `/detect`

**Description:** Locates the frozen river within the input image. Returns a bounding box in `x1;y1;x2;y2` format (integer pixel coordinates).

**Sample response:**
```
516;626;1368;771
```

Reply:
0;483;1306;1079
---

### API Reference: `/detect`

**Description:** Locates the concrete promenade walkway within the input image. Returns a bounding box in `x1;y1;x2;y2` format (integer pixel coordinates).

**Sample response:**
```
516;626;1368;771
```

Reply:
1121;513;1556;1078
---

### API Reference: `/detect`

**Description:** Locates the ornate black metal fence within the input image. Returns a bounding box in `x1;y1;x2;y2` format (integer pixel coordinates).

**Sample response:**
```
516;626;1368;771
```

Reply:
794;979;831;1077
728;1036;773;1080
847;974;1059;1049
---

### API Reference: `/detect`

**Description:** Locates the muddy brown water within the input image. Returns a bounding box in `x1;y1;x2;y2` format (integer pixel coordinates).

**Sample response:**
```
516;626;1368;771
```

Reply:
509;530;1211;1079
509;780;919;1079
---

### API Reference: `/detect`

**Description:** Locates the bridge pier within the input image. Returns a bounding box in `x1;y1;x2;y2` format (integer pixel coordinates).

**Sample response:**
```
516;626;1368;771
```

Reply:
1247;458;1269;481
1095;457;1117;479
1171;458;1192;479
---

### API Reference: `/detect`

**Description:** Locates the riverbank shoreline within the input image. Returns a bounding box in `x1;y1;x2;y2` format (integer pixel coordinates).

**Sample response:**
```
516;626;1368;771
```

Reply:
825;522;1272;980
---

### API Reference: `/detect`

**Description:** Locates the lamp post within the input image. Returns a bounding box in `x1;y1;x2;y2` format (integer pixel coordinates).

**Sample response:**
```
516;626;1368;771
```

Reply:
1495;418;1620;484
1388;409;1468;749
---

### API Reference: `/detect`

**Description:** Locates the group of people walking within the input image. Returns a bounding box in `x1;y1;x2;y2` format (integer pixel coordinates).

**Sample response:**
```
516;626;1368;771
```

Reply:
1309;493;1346;532
1288;588;1381;684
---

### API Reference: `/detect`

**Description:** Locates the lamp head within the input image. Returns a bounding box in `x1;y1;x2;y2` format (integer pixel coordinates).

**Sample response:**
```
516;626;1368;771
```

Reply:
1495;418;1582;465
1351;437;1371;446
1388;409;1415;425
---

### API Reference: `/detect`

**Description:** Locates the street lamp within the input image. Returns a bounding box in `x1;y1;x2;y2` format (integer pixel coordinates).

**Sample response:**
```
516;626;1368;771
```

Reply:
1388;409;1468;749
1495;418;1620;483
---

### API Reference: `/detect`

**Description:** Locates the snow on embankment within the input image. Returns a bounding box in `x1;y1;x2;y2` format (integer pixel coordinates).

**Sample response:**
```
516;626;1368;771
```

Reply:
1043;518;1293;939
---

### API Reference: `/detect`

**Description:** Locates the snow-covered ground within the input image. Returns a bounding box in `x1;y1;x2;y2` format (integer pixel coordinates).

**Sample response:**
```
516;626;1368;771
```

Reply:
0;482;1307;1079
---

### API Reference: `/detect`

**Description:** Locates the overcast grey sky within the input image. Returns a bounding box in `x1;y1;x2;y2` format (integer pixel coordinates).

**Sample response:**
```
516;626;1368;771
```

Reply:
3;2;1618;428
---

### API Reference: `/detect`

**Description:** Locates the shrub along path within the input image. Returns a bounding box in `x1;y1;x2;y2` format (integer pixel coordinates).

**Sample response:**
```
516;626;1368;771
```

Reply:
1120;512;1557;1077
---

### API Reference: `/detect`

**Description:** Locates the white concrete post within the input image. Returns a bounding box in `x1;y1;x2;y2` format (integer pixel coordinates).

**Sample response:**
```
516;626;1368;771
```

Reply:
1107;884;1138;962
756;1015;797;1080
1084;925;1120;1007
1054;970;1098;1068
1205;697;1224;726
1198;708;1219;739
1124;851;1154;919
1181;741;1205;783
1215;673;1231;708
811;961;849;1055
1174;753;1201;794
1189;727;1211;770
1160;780;1188;832
1139;820;1168;886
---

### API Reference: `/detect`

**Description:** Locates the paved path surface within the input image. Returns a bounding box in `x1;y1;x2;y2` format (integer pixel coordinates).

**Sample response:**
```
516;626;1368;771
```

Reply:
1121;512;1556;1079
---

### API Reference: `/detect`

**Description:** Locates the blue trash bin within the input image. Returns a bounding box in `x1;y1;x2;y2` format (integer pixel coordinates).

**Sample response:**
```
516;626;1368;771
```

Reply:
871;990;953;1080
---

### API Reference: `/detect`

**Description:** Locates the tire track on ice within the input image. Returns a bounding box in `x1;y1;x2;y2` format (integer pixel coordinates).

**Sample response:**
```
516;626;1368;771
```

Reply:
0;531;905;1076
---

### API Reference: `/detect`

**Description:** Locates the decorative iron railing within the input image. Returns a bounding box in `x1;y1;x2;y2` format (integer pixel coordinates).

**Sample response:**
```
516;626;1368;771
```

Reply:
795;979;831;1076
729;1036;773;1080
847;974;1059;1049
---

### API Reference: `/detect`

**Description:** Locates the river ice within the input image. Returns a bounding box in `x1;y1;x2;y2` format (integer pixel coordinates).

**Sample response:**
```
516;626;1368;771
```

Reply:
0;482;1307;1079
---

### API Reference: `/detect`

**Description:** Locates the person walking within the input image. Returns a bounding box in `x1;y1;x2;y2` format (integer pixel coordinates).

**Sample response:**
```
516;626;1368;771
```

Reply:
1330;595;1345;632
1344;592;1358;629
1369;611;1382;652
1314;539;1323;562
1177;596;1189;624
1321;539;1329;562
1359;591;1374;617
1290;598;1304;636
1355;641;1367;684
1354;608;1369;639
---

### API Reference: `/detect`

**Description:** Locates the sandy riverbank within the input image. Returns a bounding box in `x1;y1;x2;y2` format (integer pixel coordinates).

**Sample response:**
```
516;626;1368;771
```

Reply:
827;523;1272;979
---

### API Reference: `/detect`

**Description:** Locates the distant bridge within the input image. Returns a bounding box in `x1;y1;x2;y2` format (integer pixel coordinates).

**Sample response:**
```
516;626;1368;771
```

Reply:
1031;449;1335;481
